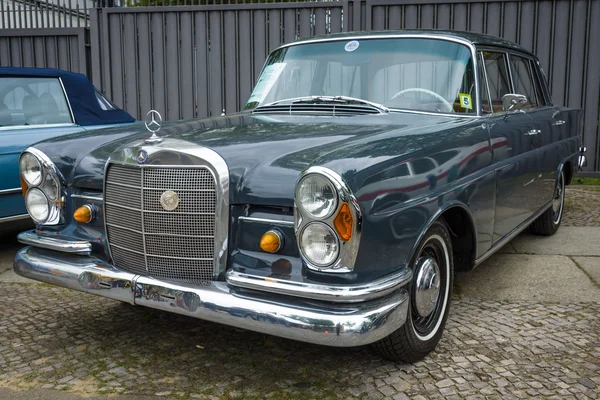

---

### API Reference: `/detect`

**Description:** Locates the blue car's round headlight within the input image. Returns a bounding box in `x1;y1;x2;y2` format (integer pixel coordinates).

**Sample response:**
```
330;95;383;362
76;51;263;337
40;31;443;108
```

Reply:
20;152;43;186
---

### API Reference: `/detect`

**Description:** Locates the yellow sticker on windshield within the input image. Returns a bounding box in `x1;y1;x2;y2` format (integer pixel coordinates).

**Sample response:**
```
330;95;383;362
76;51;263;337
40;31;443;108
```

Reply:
459;93;473;110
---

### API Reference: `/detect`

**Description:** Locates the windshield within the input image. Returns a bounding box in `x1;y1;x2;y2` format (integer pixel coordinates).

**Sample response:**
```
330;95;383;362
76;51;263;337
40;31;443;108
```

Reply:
245;38;476;114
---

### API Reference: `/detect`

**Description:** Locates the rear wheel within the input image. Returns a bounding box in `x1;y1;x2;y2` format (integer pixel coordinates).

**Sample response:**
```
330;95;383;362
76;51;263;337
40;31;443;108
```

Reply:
372;220;453;363
530;169;565;236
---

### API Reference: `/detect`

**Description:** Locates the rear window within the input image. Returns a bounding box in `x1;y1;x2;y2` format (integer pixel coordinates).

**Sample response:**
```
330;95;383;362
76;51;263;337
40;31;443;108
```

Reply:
95;90;118;111
0;77;73;127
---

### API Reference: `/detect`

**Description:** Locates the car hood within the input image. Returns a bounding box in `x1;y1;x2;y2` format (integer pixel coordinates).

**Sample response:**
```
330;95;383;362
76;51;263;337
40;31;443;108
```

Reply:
33;112;474;206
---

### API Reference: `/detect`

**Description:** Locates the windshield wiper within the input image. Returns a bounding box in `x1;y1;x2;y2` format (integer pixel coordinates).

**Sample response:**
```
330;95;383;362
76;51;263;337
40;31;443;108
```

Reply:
257;95;389;114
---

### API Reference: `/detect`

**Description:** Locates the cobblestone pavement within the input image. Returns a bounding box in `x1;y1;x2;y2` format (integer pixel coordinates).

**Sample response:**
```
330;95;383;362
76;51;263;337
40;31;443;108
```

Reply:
0;186;599;399
1;283;599;400
563;186;600;227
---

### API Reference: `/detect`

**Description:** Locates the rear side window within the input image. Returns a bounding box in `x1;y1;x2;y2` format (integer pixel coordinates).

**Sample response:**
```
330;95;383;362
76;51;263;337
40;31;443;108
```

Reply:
0;77;73;127
510;55;541;108
480;51;511;113
95;90;118;111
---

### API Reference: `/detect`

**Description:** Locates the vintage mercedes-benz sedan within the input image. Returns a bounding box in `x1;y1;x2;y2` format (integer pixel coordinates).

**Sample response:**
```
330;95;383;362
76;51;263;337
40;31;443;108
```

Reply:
14;31;586;362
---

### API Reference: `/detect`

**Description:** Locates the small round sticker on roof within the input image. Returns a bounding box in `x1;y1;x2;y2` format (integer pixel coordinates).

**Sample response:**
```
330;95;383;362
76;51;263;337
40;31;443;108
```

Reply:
344;40;360;52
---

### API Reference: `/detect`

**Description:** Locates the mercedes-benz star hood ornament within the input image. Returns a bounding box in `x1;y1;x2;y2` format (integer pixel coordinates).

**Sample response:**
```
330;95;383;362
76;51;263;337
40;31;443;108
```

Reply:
144;110;163;143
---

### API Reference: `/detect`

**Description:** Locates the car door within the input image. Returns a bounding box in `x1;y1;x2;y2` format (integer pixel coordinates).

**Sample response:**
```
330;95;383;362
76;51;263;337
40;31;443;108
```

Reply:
0;76;83;219
478;50;542;243
506;53;557;210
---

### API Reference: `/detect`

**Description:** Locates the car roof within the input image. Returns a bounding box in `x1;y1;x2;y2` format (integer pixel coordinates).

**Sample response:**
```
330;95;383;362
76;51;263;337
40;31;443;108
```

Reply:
0;67;135;125
285;30;536;58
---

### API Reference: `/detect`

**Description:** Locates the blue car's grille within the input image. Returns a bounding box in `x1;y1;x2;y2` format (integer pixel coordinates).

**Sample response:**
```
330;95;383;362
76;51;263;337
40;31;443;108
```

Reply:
104;164;217;285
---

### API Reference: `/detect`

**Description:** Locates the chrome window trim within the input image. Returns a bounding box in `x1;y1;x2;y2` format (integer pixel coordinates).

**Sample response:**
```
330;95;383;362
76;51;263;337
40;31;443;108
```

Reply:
226;268;412;303
264;34;481;117
0;187;22;195
104;138;230;278
238;216;294;227
294;166;362;273
58;77;76;124
0;123;76;131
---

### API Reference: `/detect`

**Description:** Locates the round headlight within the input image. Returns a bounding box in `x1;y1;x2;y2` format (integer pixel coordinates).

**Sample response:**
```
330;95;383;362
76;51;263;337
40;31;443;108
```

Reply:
26;188;50;223
296;174;337;219
41;173;59;201
300;222;339;267
20;153;42;186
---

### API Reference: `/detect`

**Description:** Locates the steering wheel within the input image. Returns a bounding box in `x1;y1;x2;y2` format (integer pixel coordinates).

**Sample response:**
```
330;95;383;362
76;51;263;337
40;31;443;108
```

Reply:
390;88;454;113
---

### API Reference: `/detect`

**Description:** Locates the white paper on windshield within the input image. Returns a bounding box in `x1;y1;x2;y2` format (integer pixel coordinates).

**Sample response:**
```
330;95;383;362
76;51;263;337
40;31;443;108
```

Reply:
247;62;286;104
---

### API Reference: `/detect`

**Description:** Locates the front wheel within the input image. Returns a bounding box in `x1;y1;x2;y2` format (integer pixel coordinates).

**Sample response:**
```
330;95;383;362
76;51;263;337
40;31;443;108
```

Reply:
372;220;454;363
530;169;565;236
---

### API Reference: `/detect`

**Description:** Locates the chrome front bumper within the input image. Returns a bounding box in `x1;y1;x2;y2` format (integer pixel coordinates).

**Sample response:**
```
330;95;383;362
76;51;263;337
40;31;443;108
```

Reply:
14;246;409;347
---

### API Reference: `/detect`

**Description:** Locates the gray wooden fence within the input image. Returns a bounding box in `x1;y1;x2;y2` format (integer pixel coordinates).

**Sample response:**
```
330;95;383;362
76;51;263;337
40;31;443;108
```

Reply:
0;28;89;75
1;0;599;174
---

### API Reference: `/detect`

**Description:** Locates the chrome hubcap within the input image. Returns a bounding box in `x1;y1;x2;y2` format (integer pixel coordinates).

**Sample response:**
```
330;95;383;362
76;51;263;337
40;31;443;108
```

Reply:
414;257;441;318
552;173;564;224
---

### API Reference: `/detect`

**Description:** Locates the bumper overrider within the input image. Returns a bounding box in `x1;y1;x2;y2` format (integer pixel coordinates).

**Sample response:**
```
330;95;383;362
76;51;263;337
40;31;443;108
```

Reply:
14;233;411;347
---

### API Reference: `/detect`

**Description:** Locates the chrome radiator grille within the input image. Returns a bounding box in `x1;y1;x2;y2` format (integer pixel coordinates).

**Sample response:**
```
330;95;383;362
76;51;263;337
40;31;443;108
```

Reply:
105;164;217;284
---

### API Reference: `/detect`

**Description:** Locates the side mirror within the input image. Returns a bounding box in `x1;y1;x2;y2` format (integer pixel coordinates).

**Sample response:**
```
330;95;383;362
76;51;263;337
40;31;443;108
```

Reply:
502;94;528;112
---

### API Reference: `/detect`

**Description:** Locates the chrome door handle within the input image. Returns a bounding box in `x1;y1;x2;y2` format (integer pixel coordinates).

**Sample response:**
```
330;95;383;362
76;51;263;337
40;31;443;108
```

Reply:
554;120;566;126
525;129;541;136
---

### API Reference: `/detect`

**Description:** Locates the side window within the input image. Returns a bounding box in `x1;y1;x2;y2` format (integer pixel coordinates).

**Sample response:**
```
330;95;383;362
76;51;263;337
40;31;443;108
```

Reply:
95;90;118;111
0;77;73;127
478;52;492;114
480;51;511;113
529;59;547;106
510;55;539;108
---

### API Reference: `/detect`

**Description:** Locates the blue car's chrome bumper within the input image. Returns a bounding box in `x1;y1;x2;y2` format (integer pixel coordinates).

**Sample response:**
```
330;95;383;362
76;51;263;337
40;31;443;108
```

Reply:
14;246;409;347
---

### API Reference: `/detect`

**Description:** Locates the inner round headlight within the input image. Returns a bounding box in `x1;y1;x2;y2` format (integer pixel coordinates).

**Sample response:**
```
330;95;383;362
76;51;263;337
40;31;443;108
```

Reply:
20;152;42;186
296;174;337;219
25;188;50;223
300;222;339;267
41;173;59;201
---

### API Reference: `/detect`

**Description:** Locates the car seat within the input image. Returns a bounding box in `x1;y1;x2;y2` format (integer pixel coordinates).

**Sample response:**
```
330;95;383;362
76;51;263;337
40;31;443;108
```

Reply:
39;93;61;124
22;95;43;125
0;103;11;126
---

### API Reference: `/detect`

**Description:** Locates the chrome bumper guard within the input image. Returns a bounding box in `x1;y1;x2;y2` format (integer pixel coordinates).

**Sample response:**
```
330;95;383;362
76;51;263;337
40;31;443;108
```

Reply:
14;246;409;347
578;147;587;170
18;230;92;255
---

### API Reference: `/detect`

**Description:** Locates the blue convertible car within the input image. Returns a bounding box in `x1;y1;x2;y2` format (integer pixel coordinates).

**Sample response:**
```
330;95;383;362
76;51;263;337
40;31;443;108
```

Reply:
0;67;134;232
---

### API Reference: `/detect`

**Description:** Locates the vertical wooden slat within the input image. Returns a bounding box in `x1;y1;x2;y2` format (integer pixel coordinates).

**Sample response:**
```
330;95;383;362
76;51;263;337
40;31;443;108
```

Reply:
208;10;223;117
194;11;209;118
123;13;138;118
314;8;326;36
331;8;342;34
436;4;451;30
566;0;586;109
165;12;179;120
518;1;535;52
137;13;152;119
238;10;252;110
404;5;418;29
420;4;435;29
535;1;552;94
22;36;33;67
180;12;194;120
90;9;103;90
550;0;570;106
502;2;518;43
299;8;311;38
268;9;282;52
372;5;385;30
33;37;45;68
283;8;296;43
469;3;485;33
452;4;468;31
485;2;501;37
223;10;237;115
151;12;166;118
109;13;124;109
583;0;600;170
9;37;21;66
388;6;401;30
253;10;267;81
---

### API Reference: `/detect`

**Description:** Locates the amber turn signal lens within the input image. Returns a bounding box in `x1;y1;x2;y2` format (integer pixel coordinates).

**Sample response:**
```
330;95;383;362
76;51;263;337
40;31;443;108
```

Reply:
20;176;28;197
334;202;353;241
74;205;93;223
260;230;283;253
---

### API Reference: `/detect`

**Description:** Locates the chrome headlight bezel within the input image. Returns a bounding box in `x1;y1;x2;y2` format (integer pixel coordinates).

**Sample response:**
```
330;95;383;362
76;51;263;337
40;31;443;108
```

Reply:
294;166;362;273
20;148;65;226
